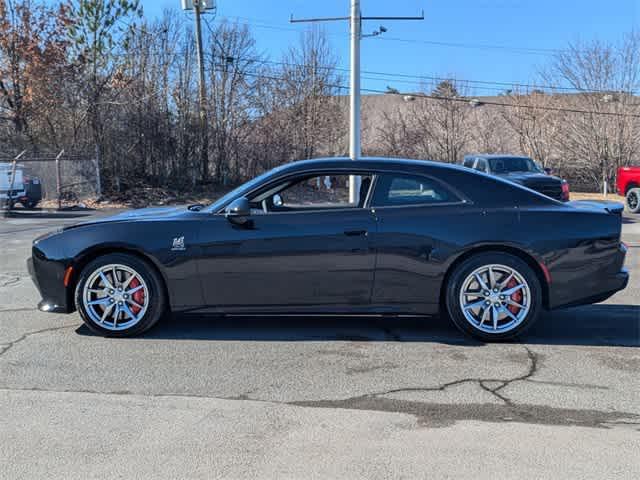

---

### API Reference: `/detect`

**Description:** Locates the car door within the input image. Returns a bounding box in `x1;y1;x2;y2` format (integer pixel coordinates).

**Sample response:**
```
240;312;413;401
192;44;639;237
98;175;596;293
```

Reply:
369;172;467;311
196;172;377;310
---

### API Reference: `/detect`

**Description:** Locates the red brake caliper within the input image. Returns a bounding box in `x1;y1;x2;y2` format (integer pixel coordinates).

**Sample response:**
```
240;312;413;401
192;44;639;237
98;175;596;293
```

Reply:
506;278;522;315
128;278;145;315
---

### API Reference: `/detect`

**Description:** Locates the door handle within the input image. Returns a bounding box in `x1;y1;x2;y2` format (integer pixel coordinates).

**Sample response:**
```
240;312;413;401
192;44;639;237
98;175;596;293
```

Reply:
344;229;368;237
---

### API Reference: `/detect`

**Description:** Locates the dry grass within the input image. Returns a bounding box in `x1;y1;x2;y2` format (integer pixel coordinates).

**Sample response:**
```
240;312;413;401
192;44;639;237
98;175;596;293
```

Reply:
570;192;625;202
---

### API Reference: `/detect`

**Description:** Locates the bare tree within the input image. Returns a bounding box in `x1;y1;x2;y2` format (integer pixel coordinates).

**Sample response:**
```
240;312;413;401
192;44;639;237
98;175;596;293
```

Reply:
207;21;261;184
500;90;561;168
544;33;640;192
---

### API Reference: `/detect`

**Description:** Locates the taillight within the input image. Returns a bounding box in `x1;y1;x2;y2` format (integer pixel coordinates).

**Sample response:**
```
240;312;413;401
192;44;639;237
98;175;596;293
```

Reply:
561;181;570;201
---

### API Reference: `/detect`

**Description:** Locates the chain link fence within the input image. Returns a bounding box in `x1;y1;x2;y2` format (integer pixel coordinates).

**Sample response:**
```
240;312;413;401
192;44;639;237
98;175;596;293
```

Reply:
0;151;100;211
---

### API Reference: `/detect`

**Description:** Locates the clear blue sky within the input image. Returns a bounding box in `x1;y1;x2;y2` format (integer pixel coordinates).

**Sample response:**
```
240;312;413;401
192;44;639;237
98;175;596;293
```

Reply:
142;0;638;95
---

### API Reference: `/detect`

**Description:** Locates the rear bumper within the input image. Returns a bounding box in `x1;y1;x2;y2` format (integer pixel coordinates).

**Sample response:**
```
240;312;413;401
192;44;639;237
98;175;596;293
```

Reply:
550;268;629;309
548;239;629;309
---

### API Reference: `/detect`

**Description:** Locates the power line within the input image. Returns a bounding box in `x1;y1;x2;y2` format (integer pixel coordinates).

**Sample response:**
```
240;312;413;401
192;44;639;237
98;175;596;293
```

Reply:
203;64;640;119
204;55;638;96
212;15;560;56
111;17;636;95
105;46;637;96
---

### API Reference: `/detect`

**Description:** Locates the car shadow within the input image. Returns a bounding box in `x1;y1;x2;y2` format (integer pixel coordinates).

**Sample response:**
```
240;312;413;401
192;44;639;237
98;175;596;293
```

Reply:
76;304;639;347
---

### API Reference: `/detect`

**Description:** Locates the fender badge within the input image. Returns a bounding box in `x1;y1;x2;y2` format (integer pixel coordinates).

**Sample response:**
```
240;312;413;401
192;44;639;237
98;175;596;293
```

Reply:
171;236;186;251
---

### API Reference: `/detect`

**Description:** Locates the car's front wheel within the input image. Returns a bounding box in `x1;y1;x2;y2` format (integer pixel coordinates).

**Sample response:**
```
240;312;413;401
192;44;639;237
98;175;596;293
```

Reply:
627;188;640;213
445;253;542;341
75;253;166;337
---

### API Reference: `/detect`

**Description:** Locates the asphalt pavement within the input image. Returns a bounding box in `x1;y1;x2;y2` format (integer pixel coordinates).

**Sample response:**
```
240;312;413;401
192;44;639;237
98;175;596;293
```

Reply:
1;208;638;479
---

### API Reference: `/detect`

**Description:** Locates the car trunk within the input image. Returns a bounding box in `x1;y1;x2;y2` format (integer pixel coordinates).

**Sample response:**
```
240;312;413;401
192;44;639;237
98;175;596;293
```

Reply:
567;200;625;216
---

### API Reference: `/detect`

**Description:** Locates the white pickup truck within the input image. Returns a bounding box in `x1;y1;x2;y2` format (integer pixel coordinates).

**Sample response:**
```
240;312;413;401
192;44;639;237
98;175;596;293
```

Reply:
0;163;42;209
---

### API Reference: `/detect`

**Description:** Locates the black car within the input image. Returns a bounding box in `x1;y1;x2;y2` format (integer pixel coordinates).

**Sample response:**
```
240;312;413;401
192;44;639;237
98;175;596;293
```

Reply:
28;157;628;341
462;154;570;202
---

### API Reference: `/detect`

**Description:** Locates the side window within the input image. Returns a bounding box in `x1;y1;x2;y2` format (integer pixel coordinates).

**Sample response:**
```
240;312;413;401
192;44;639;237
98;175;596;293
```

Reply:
371;174;458;207
463;158;475;168
474;159;488;173
253;173;372;211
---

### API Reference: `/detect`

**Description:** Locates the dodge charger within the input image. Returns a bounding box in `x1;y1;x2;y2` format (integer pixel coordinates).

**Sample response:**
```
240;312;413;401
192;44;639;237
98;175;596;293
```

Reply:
28;158;629;341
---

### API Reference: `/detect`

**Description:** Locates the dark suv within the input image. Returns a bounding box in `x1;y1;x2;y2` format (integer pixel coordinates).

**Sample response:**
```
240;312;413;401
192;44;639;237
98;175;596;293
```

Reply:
462;154;570;202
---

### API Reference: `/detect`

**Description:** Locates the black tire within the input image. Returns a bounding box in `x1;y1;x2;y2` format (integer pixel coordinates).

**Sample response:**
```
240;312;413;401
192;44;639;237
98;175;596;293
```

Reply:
20;200;38;209
627;188;640;214
74;253;167;337
445;252;542;342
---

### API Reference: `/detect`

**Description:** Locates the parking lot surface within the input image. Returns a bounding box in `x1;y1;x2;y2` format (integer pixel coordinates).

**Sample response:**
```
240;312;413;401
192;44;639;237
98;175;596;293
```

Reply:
1;209;639;479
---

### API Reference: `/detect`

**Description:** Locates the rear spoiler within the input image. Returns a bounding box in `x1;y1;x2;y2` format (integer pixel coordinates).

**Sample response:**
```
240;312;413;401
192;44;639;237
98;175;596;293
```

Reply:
567;200;625;216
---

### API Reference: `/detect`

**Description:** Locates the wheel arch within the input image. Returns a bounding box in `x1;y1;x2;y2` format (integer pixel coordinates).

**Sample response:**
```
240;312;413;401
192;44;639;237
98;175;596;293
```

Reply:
439;244;550;311
66;245;170;312
625;182;639;195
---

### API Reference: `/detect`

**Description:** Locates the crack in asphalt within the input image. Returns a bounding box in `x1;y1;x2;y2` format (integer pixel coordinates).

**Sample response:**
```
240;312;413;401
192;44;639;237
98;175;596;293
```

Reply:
0;273;21;287
2;385;637;430
351;323;544;406
319;345;538;407
0;325;76;357
525;379;610;390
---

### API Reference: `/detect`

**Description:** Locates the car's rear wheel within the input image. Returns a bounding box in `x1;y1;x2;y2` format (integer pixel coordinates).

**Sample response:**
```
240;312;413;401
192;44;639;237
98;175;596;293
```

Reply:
75;253;166;337
627;188;640;213
445;253;542;341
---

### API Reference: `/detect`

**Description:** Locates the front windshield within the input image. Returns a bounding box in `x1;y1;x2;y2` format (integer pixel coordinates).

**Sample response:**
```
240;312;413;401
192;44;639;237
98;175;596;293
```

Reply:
489;157;541;174
207;164;289;212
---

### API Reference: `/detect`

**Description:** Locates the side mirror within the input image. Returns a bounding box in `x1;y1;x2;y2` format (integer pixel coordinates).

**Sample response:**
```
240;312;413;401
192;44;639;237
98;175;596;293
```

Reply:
225;197;251;225
544;167;552;175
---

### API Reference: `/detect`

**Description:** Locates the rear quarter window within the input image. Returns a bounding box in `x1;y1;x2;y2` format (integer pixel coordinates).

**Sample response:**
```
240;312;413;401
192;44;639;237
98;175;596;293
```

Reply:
372;173;460;207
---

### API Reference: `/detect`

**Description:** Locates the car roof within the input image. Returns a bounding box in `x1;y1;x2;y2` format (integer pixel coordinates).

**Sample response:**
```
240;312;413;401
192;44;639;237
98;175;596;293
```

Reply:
275;156;472;175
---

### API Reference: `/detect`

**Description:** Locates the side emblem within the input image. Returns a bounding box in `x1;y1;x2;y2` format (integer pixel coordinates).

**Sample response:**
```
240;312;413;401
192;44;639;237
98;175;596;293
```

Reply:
171;236;186;251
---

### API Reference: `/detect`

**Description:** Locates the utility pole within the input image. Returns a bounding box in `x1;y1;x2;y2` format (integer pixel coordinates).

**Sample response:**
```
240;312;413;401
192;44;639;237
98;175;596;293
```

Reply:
182;0;217;182
193;0;209;182
291;1;423;203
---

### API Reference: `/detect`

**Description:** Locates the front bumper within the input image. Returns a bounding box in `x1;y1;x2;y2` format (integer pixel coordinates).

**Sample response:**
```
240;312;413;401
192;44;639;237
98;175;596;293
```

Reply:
27;255;73;314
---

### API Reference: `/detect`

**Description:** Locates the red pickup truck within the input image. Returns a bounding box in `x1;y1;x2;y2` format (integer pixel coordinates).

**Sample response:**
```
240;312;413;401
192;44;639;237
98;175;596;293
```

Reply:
617;166;640;213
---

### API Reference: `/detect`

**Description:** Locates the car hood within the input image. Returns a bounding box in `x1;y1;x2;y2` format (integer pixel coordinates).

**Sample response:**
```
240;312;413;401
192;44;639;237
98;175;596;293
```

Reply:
62;206;189;231
495;172;562;185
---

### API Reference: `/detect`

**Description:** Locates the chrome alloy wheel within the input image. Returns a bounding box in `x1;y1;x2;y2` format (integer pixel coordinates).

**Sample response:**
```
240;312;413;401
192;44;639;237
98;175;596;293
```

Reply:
458;264;531;334
82;264;150;331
